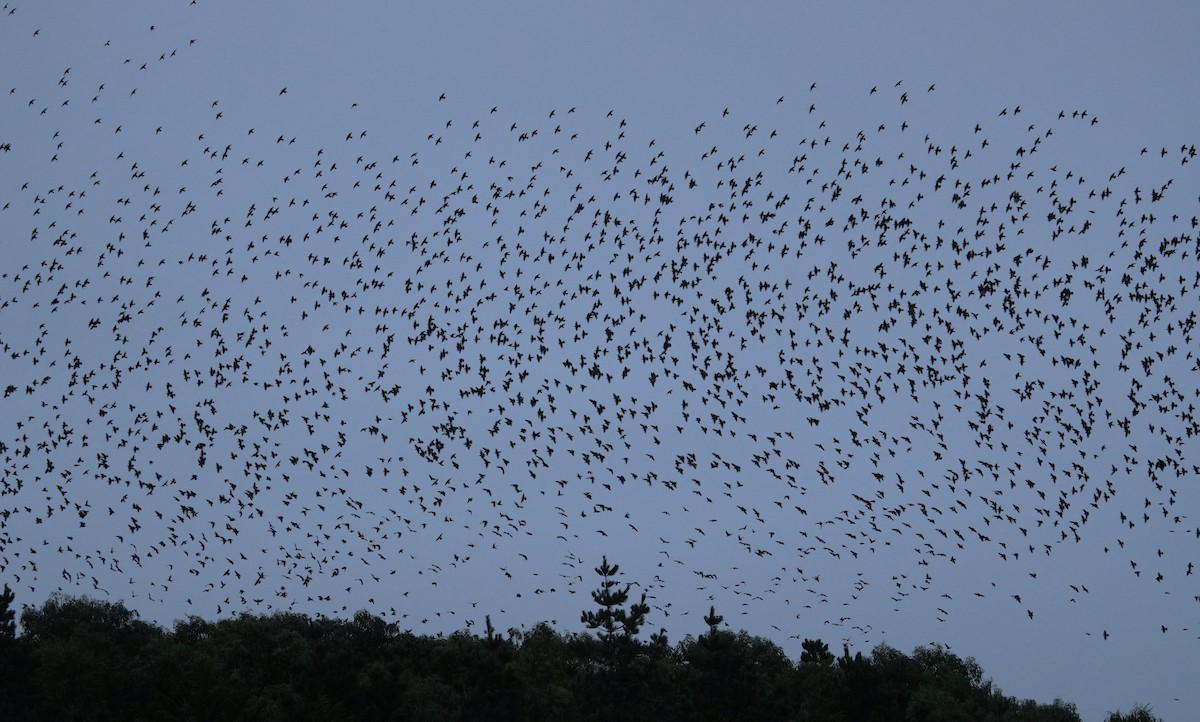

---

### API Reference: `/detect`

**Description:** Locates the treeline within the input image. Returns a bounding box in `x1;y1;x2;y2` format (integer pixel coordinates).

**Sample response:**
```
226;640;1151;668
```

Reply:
0;577;1161;721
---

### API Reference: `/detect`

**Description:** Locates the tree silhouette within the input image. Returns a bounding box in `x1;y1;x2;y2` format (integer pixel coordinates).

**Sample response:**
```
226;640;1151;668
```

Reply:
1105;704;1164;722
0;589;1125;720
800;637;834;665
702;604;723;638
578;556;653;721
0;584;15;644
0;583;30;721
580;556;649;642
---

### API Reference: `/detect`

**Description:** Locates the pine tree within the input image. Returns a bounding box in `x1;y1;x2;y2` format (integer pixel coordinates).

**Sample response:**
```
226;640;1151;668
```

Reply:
800;638;834;665
580;556;649;642
703;605;724;638
484;614;497;644
0;584;25;722
0;584;15;644
648;627;670;652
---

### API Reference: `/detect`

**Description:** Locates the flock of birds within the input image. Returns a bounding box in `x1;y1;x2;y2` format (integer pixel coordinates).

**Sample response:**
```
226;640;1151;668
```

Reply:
1;2;1197;657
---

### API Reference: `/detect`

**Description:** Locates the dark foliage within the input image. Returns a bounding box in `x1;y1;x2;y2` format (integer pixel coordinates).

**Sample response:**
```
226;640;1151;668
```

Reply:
0;586;1146;721
580;556;650;644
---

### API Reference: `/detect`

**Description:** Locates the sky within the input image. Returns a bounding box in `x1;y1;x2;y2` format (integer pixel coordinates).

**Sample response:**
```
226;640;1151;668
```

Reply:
2;1;1199;719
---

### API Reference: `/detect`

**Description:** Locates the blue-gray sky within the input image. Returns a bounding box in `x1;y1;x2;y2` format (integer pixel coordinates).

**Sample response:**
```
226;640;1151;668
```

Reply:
2;2;1198;720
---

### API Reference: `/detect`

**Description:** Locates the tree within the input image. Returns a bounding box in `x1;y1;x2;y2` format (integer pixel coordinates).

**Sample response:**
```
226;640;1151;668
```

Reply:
681;627;793;722
20;594;164;720
703;605;723;638
0;583;30;722
800;637;834;666
0;589;1128;720
580;556;649;642
648;627;670;653
1105;704;1164;722
0;584;15;644
577;557;654;721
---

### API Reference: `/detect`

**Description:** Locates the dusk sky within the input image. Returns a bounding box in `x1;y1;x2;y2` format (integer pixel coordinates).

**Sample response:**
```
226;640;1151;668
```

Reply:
2;2;1198;720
